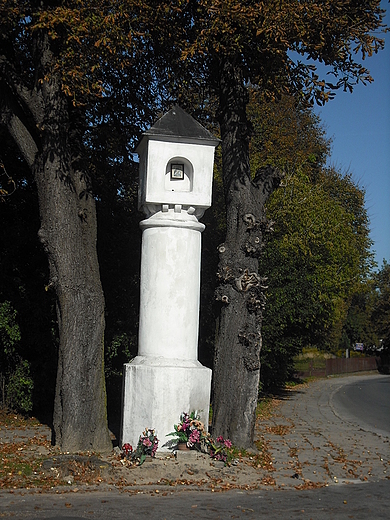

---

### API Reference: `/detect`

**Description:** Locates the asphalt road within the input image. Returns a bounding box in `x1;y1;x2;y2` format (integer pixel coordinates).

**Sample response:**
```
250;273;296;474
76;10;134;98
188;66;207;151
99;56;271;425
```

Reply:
2;480;390;519
331;375;390;436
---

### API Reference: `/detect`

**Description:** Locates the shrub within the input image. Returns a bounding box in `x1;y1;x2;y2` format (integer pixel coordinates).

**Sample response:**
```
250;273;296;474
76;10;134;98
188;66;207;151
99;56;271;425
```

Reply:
6;360;34;414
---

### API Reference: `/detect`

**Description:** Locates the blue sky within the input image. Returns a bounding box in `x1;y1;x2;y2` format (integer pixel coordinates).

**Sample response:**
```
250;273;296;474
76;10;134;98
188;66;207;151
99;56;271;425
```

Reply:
314;4;390;271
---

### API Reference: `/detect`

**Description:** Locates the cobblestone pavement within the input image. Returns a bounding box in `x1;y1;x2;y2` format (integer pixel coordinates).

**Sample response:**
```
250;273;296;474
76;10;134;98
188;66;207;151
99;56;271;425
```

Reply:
258;373;390;489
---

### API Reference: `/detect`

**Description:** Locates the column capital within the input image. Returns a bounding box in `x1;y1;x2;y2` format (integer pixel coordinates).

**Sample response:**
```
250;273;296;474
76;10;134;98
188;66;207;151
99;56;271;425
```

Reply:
140;208;205;233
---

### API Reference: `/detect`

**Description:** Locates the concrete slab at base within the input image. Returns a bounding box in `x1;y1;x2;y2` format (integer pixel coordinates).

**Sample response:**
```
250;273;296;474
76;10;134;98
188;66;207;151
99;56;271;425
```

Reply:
120;357;212;452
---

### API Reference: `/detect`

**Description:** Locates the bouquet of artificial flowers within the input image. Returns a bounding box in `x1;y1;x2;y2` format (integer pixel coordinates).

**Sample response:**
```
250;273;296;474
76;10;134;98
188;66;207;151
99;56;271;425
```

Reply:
122;428;158;465
168;411;210;450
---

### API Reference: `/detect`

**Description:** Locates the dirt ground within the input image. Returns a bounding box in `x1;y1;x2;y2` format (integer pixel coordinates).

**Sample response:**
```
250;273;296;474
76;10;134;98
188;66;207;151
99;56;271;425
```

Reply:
0;401;277;494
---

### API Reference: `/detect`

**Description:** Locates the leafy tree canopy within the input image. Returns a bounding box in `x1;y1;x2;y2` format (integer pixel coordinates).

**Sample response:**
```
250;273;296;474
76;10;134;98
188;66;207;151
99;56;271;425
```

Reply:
343;279;380;351
159;0;387;105
246;94;374;389
372;260;390;350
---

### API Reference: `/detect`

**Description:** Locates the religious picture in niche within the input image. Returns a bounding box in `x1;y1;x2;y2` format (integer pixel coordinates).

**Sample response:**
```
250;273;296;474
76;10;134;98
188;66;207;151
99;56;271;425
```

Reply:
171;163;184;180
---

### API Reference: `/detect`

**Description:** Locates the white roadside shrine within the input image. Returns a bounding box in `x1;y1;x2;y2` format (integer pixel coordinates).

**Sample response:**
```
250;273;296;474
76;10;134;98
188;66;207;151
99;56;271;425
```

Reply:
120;106;219;451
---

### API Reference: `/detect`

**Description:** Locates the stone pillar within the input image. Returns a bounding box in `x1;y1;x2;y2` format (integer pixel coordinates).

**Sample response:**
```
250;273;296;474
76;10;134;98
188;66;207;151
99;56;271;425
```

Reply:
138;210;204;361
120;105;218;452
120;208;212;451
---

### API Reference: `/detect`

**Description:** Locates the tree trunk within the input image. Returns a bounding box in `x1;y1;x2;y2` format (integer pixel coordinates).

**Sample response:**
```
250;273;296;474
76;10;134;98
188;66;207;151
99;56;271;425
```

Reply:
36;165;111;451
36;87;111;452
212;57;282;447
1;35;112;452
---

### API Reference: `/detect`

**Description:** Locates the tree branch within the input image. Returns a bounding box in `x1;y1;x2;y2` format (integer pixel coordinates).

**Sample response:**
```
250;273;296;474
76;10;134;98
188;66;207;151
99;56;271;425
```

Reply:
0;96;38;170
0;68;40;169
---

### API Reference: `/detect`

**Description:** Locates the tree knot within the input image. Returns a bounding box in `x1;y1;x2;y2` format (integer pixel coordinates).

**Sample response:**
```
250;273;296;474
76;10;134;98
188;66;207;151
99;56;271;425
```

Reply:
235;269;262;292
78;209;87;222
243;213;257;230
238;329;261;372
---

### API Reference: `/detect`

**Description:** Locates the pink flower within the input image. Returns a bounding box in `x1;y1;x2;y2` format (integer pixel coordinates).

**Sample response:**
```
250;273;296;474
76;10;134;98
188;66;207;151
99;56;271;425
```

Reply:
142;438;152;447
224;439;232;448
216;435;224;443
189;429;200;444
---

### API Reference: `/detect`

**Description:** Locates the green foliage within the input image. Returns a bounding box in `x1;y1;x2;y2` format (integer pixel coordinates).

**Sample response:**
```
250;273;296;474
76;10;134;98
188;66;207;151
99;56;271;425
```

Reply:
248;93;330;175
0;301;21;355
104;331;137;424
337;259;390;358
1;1;156;421
0;133;58;416
372;260;390;350
6;360;34;414
0;303;33;413
198;93;377;390
104;333;134;379
342;280;379;350
0;301;21;407
246;96;375;390
259;168;374;389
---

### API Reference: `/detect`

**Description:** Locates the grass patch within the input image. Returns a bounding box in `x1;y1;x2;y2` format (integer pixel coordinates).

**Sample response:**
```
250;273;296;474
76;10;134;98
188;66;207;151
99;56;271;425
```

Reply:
294;356;326;372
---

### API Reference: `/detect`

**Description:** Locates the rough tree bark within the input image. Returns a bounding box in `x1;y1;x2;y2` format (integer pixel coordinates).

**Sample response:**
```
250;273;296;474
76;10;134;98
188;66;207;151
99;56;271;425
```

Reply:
212;57;282;447
0;33;112;452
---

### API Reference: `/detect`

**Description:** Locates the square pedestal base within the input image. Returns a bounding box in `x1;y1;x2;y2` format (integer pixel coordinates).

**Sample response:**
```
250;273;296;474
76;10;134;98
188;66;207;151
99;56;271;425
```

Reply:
120;357;212;451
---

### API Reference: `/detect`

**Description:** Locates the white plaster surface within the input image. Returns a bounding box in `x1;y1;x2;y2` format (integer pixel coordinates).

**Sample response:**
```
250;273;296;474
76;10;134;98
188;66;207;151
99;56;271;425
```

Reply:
138;211;204;361
120;358;212;451
138;139;216;209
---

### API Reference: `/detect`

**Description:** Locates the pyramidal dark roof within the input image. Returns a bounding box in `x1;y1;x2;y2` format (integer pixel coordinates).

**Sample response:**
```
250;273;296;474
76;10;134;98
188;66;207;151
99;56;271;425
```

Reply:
144;105;219;143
